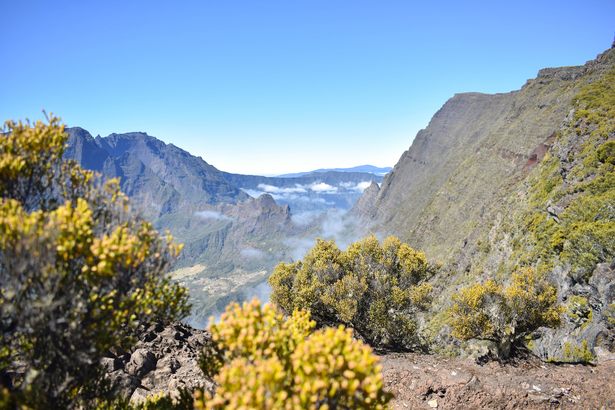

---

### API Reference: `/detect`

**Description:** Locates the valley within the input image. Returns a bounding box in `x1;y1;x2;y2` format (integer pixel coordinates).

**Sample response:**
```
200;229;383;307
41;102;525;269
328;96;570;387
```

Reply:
65;130;385;325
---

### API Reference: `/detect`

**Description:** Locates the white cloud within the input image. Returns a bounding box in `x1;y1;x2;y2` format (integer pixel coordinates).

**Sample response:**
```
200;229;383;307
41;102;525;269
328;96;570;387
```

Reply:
338;181;372;192
257;183;307;194
310;182;337;193
240;247;266;259
354;181;372;192
291;210;324;226
194;210;233;222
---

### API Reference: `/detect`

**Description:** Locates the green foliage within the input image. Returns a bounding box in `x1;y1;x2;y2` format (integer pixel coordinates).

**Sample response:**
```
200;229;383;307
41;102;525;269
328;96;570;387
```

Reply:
573;67;615;138
269;235;433;350
0;117;190;408
562;340;595;364
196;300;391;409
448;267;562;358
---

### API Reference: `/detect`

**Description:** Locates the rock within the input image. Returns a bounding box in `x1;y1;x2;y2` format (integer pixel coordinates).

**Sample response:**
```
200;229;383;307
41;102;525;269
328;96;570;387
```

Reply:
126;349;156;378
427;398;438;408
100;357;117;373
103;322;214;403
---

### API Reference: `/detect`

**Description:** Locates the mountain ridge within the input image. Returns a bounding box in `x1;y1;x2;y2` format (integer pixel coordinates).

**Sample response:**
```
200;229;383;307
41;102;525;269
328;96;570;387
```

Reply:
278;164;391;178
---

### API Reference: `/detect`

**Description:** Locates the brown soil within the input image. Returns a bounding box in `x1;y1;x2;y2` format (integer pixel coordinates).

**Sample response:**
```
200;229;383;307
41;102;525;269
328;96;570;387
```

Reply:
380;353;615;409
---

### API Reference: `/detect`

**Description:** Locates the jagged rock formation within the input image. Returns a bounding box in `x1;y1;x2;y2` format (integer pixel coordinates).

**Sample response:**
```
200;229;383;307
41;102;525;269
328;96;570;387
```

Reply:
103;322;213;403
354;46;615;360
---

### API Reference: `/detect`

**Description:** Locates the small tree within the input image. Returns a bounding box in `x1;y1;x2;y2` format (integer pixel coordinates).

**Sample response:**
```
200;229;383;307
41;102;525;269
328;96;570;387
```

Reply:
269;235;434;350
196;300;391;409
0;117;190;408
448;267;562;358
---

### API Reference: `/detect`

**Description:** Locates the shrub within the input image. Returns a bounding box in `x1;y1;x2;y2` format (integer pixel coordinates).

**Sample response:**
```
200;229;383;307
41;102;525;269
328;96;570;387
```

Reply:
196;300;391;409
0;117;190;408
269;235;433;350
448;267;562;358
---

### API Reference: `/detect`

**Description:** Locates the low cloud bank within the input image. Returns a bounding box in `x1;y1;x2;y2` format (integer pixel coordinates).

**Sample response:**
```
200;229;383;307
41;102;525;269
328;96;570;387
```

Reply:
240;247;266;259
257;183;307;194
309;182;338;193
286;209;364;261
194;210;233;222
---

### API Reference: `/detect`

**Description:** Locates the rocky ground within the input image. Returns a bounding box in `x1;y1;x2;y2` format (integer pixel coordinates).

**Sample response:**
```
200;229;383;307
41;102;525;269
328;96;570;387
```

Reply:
380;352;615;409
107;323;615;408
103;322;214;403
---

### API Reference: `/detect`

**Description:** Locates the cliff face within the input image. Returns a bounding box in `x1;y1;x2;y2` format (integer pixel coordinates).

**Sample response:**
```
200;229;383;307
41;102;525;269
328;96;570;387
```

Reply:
356;64;595;265
355;46;615;359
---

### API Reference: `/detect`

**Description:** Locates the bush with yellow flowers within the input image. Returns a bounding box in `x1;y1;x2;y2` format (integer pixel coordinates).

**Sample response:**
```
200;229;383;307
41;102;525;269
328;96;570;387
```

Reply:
0;116;190;408
195;300;391;409
448;267;562;358
269;235;434;350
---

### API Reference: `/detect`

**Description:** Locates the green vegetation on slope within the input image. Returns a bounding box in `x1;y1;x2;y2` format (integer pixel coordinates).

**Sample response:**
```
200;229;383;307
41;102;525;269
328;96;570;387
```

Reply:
503;67;615;281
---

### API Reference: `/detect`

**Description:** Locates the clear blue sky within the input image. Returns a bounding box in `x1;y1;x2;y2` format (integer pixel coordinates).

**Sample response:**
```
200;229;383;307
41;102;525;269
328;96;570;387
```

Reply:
1;1;613;175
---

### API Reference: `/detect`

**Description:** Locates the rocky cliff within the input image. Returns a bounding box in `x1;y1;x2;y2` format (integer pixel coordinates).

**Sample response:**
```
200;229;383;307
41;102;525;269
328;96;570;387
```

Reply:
354;46;615;360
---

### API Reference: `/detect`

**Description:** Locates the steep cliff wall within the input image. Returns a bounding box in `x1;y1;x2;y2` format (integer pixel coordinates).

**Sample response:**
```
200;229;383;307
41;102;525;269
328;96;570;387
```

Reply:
355;46;615;359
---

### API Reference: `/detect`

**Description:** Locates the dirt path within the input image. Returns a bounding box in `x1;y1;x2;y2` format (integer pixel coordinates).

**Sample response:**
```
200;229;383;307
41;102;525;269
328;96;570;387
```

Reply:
380;353;615;409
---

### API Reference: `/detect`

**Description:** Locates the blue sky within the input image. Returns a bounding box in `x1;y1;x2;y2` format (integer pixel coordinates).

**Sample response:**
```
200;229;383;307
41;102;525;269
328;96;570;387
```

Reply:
1;1;613;175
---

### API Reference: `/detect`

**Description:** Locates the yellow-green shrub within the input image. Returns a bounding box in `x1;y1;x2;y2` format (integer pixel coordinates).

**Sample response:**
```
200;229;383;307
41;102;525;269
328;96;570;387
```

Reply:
0;117;189;408
269;235;433;350
196;300;391;409
448;267;562;358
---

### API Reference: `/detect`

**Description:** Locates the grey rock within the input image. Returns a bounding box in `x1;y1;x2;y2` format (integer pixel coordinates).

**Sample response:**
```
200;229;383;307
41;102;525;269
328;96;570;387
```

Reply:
126;349;156;378
104;322;214;404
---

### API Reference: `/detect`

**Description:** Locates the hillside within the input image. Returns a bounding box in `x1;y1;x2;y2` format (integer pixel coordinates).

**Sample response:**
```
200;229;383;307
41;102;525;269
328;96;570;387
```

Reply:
354;46;615;361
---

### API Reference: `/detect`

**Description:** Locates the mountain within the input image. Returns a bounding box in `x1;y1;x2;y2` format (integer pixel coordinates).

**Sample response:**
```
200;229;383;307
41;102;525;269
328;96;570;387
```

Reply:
65;129;381;325
354;46;615;360
65;129;299;325
65;128;249;220
277;165;391;178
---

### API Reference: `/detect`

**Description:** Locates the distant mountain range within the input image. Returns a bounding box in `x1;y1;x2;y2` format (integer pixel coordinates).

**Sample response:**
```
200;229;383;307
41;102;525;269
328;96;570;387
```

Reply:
278;165;391;178
64;128;383;325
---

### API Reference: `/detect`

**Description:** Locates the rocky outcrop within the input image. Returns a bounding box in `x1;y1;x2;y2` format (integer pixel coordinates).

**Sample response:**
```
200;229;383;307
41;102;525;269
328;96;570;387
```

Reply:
103;322;213;403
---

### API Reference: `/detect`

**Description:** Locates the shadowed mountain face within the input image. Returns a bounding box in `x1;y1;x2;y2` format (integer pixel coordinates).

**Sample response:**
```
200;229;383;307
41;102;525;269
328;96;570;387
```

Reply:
65;128;249;220
65;129;383;325
354;46;615;360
